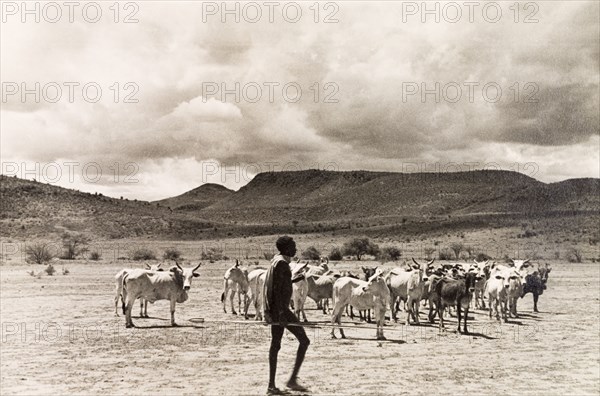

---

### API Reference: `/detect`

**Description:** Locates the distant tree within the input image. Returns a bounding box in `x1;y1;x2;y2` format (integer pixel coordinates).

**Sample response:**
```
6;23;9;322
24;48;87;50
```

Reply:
61;233;91;260
328;247;343;261
342;238;380;261
25;243;54;264
464;245;475;258
450;242;464;259
301;246;321;261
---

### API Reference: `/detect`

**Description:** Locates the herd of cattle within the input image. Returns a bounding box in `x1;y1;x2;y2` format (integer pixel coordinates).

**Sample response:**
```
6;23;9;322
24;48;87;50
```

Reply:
114;257;551;340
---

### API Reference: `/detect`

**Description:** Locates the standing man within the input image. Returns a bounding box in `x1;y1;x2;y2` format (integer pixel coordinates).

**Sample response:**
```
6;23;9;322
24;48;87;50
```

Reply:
264;236;310;394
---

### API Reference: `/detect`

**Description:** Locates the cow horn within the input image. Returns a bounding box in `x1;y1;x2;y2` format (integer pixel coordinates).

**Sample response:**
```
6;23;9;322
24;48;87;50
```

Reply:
412;258;420;266
156;263;162;268
427;259;434;266
193;262;202;272
175;260;183;270
524;259;530;264
145;263;151;269
235;259;239;267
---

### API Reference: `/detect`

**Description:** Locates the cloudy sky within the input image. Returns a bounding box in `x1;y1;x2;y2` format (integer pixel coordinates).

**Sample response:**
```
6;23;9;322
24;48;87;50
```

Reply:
2;1;598;200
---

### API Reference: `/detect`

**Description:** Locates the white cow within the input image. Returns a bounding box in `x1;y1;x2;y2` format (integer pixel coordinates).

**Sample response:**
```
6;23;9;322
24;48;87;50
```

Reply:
246;268;267;320
122;262;201;328
290;261;309;322
331;269;390;340
221;260;250;317
386;258;433;325
484;265;509;322
472;260;491;309
114;263;163;317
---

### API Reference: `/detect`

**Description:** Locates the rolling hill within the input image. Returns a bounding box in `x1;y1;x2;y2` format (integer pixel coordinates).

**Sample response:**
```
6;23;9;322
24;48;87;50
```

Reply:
1;170;598;240
154;183;234;211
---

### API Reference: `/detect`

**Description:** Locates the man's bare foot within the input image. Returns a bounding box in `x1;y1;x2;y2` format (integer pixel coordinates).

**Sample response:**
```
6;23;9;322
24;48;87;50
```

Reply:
267;386;288;395
286;380;309;392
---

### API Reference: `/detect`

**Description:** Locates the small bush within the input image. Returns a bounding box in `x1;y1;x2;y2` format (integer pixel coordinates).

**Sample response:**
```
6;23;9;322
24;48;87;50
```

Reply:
45;264;56;276
342;237;380;261
328;247;343;261
301;246;321;261
62;267;69;275
131;248;157;261
378;246;402;262
475;252;492;262
567;248;583;263
25;243;54;264
89;251;101;261
201;247;224;262
450;242;464;259
163;247;182;261
439;248;454;260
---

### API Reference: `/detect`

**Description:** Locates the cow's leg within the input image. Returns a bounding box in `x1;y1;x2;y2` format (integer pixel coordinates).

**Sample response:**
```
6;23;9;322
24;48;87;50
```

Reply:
390;294;397;322
437;302;444;333
125;298;135;328
428;298;436;323
331;305;344;339
457;304;462;333
376;308;386;340
463;304;469;334
405;296;413;326
230;288;237;315
170;299;177;326
367;309;372;323
533;293;539;313
413;298;420;324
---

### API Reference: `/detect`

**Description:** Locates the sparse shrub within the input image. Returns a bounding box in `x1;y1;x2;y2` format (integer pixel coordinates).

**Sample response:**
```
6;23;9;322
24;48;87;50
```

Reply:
301;246;321;261
62;267;69;275
342;237;380;261
45;264;56;276
450;242;464;259
475;252;493;262
61;232;91;260
567;248;583;263
378;246;402;262
201;247;224;262
439;248;454;260
328;247;343;261
25;243;54;264
163;247;182;261
89;251;101;261
424;247;436;260
131;248;157;261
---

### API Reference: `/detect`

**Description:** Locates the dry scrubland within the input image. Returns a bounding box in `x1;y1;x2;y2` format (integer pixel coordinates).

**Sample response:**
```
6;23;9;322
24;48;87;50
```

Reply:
1;251;599;395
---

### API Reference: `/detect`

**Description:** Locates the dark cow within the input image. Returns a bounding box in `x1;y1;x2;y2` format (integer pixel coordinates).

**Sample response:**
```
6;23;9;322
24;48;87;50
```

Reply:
432;271;478;334
521;263;552;312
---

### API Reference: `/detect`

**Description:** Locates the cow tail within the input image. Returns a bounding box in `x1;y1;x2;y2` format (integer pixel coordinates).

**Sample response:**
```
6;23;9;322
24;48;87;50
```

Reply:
221;277;228;303
121;273;128;315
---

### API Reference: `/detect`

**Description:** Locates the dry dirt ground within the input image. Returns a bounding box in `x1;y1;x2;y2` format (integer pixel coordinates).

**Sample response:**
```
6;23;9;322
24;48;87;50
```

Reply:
1;260;599;395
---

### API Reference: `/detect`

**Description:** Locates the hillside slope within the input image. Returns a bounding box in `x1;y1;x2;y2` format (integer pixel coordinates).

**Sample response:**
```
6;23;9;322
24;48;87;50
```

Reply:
154;183;234;211
1;170;598;240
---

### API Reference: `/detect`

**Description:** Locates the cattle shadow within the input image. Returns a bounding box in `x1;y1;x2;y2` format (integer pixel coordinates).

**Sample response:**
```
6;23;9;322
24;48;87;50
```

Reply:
134;316;169;321
344;337;406;345
437;330;498;340
130;324;206;329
